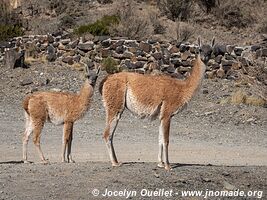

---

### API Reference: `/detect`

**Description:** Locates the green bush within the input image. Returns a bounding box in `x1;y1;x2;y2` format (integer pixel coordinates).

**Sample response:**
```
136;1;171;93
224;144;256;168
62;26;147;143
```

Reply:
0;25;23;41
75;15;119;36
101;56;120;74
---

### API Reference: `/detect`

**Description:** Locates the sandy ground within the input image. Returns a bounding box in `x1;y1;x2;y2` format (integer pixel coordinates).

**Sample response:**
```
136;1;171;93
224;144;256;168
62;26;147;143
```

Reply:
0;64;266;199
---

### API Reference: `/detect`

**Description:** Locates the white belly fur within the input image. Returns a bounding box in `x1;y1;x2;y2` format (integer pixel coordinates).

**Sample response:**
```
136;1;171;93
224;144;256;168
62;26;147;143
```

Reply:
126;87;160;119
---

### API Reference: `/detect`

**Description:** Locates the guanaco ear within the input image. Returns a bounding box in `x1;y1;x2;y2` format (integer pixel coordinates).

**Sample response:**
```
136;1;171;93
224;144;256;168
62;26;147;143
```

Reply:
211;37;215;47
197;36;202;47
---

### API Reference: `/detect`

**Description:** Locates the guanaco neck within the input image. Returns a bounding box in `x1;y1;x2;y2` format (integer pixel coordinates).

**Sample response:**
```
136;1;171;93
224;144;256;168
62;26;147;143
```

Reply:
181;55;206;103
78;79;94;109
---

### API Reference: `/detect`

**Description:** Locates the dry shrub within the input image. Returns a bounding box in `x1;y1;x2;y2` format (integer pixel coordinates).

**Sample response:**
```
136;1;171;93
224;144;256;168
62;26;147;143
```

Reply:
258;18;267;33
213;0;254;29
110;1;153;40
231;90;247;105
196;0;218;13
175;20;195;42
157;0;194;21
148;7;166;34
25;54;47;65
227;90;266;107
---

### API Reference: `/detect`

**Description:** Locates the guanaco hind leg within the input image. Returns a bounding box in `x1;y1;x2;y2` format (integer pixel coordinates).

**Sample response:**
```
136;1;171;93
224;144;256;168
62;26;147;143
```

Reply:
158;117;171;170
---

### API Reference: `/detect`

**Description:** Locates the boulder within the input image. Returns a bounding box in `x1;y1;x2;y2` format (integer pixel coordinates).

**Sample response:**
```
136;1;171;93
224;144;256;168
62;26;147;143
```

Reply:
152;52;163;60
234;47;244;56
4;48;27;69
46;45;57;62
62;56;74;65
78;41;94;52
139;41;152;53
213;44;227;56
181;51;191;61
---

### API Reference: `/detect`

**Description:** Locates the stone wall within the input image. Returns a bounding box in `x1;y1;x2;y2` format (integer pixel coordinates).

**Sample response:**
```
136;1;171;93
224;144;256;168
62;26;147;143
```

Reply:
0;33;267;80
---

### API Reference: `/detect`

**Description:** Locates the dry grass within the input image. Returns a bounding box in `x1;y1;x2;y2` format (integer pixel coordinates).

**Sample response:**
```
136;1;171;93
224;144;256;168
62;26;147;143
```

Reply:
24;55;47;65
110;1;153;40
221;90;266;107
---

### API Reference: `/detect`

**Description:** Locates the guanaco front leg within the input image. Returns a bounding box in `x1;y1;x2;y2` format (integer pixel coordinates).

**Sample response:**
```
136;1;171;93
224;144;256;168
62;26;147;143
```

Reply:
67;124;75;163
62;122;74;163
32;121;47;164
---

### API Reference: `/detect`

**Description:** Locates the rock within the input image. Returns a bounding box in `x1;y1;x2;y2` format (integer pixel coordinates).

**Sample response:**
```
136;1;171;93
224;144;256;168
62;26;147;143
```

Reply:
122;51;134;59
4;48;27;69
206;70;216;79
216;67;225;78
181;51;191;61
78;41;94;52
179;44;190;52
47;34;54;43
134;61;145;69
101;39;111;48
152;52;163;60
261;48;267;57
214;55;223;63
166;65;175;73
224;54;235;60
239;57;250;67
58;43;66;50
115;45;126;54
202;89;209;94
77;49;86;57
121;60;135;69
46;45;57;62
211;62;220;70
169;45;179;54
94;36;110;43
20;78;33;86
125;40;138;48
136;56;148;62
251;45;260;52
234;47;243;56
180;60;192;67
226;45;235;55
99;48;110;58
128;47;137;54
139;41;152;53
61;39;71;45
213;44;227;56
70;39;79;49
223;181;237;191
73;55;81;62
62;56;74;65
232;62;241;70
189;45;197;54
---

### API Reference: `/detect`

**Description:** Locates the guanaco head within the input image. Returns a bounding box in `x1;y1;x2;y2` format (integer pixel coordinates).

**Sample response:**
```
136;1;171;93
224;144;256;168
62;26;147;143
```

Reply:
197;37;215;65
85;63;100;87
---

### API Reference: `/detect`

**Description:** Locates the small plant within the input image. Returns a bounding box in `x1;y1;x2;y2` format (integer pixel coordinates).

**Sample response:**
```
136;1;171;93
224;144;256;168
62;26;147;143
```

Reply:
0;24;23;41
75;15;119;36
101;57;120;74
175;21;195;42
60;15;76;28
221;90;266;107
